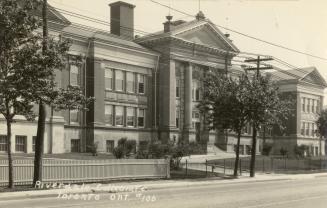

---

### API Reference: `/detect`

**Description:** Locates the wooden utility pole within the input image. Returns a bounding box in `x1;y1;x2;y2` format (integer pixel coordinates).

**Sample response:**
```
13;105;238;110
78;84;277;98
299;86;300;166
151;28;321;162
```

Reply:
244;56;273;177
33;0;48;186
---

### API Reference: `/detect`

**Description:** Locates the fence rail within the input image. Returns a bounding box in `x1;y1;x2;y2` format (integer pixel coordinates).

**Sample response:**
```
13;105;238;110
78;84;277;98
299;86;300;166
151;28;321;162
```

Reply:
180;157;327;177
0;159;170;186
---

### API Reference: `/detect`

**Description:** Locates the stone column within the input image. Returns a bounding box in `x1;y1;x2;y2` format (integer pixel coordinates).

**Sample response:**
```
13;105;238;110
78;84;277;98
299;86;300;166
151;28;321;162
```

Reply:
169;60;176;128
183;63;193;141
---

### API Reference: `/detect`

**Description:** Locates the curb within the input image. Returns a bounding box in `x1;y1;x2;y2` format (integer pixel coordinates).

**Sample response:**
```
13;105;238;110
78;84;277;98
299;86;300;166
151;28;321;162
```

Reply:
1;173;326;201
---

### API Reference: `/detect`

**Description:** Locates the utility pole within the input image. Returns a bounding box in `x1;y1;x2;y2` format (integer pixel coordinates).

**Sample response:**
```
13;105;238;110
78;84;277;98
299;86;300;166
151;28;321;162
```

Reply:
244;56;273;177
33;0;48;186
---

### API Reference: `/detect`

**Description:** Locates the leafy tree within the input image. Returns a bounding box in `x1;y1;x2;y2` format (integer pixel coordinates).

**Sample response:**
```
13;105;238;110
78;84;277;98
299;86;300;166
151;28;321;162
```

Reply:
0;0;93;187
199;71;251;177
0;0;44;188
316;109;327;156
246;74;292;177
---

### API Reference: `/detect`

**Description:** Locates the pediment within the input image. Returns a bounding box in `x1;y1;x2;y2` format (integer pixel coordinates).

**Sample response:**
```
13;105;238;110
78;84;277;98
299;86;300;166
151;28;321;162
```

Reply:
173;23;239;52
301;69;327;87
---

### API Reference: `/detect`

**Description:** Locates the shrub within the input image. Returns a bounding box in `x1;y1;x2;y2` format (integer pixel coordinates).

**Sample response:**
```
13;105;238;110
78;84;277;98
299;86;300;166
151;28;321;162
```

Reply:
280;147;288;157
262;144;273;156
294;145;308;158
112;138;137;159
87;142;99;156
113;146;124;159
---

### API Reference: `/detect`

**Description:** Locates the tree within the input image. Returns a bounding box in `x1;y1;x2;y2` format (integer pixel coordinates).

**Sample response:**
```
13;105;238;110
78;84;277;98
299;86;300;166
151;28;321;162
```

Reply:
199;71;251;177
246;74;292;177
316;109;327;156
0;0;93;187
29;0;93;186
0;0;44;188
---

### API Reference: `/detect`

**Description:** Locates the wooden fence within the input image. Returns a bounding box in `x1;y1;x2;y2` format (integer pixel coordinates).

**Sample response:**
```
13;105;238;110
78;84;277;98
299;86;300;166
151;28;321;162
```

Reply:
0;159;170;186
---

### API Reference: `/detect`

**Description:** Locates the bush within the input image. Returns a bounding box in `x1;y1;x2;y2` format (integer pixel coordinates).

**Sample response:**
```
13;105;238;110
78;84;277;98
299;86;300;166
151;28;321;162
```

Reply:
280;147;288;157
294;145;308;158
262;144;273;156
112;138;137;159
87;142;99;156
113;146;124;159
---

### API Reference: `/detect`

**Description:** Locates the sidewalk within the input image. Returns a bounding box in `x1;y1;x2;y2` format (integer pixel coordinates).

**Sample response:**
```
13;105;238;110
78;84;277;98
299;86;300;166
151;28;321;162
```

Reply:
1;172;327;201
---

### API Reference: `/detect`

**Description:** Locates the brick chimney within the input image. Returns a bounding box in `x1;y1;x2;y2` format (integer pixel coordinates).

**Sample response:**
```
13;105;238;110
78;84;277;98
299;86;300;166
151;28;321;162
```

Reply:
109;1;135;39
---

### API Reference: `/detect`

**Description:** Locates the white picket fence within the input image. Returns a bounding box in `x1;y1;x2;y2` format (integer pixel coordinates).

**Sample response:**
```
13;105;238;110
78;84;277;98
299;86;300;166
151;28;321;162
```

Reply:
0;159;170;186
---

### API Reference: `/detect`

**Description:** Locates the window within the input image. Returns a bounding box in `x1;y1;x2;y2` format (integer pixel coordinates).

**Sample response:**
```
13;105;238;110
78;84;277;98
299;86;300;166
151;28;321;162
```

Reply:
315;146;319;156
71;139;80;152
126;72;135;93
301;122;305;136
312;123;315;136
302;98;305;112
32;136;36;152
115;106;124;126
70;110;79;123
317;100;320;113
246;145;251;155
115;70;124;91
105;68;113;90
0;135;7;152
312;100;315;113
306;122;309;136
70;65;79;86
176;79;180;98
176;109;180;128
126;107;135;127
105;105;113;125
192;111;200;119
15;135;27;153
138;74;145;94
138;109;145;127
192;81;200;101
106;140;115;153
307;99;310;112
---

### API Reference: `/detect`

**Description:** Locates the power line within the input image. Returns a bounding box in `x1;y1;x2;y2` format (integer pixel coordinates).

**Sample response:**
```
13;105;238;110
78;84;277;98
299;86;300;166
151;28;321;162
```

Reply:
149;0;327;62
50;3;317;82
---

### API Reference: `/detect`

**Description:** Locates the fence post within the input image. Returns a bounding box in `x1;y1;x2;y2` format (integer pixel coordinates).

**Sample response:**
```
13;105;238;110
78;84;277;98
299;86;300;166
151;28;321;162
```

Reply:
284;157;287;170
205;160;208;177
239;159;242;176
223;159;226;175
185;159;188;176
262;158;265;172
166;158;171;179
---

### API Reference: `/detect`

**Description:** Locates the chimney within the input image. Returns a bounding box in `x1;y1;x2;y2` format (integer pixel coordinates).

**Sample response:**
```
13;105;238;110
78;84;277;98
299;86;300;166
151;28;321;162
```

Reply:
109;1;135;39
163;15;173;32
195;11;205;20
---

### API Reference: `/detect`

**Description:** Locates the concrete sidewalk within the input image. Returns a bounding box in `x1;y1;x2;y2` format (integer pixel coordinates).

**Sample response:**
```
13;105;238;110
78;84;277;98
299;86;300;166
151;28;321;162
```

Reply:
1;172;327;201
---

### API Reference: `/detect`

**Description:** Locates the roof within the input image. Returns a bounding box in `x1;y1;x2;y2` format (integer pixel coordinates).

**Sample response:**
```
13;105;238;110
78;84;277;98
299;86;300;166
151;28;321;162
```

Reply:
135;17;240;54
62;24;158;54
267;67;327;87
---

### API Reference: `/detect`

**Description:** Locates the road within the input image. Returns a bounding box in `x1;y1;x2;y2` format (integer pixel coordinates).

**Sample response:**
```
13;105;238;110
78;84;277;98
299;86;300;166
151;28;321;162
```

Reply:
1;177;327;208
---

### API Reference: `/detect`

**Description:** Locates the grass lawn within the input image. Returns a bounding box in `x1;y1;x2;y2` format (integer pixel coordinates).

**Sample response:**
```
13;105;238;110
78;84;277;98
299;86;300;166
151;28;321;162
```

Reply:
170;168;233;179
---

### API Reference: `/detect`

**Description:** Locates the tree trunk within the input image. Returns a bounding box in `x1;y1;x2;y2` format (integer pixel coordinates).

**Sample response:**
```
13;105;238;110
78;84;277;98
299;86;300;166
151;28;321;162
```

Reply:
233;131;242;177
319;135;322;156
33;0;48;186
6;119;14;188
33;102;46;185
250;126;257;177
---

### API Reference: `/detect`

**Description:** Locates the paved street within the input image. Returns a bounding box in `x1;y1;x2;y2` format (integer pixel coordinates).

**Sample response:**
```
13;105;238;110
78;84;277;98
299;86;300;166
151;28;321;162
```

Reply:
1;176;327;208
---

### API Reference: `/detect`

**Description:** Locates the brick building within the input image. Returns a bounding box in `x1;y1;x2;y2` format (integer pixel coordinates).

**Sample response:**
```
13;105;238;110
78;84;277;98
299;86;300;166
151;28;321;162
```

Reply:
0;1;326;156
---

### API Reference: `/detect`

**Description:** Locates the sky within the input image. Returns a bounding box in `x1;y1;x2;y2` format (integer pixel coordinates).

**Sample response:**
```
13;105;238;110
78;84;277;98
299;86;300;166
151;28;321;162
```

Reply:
48;0;327;99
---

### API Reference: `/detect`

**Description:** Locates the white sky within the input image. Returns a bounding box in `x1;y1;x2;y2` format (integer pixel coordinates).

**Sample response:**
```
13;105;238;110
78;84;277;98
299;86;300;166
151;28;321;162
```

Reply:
49;0;327;100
